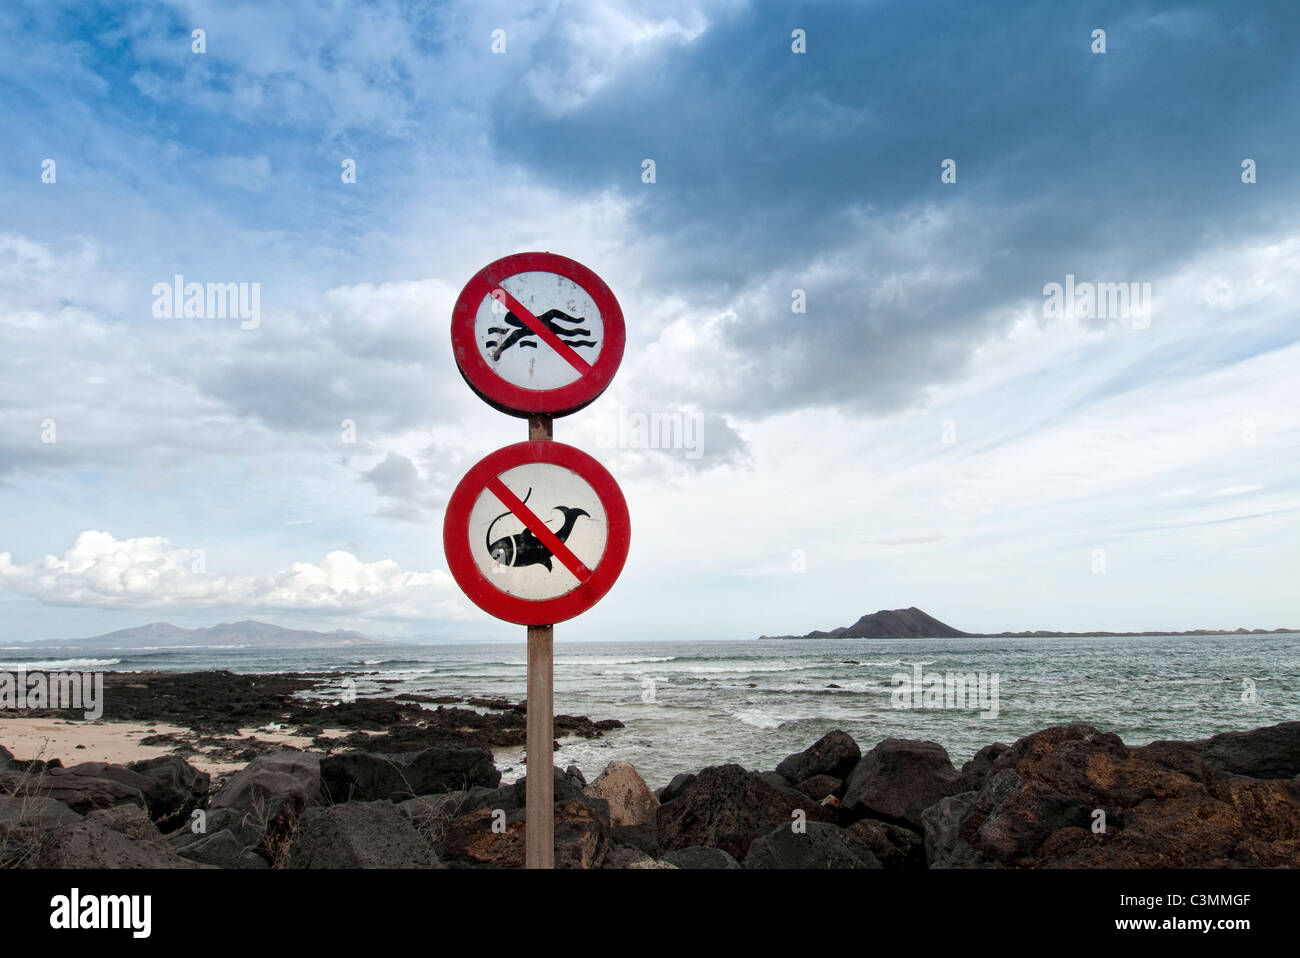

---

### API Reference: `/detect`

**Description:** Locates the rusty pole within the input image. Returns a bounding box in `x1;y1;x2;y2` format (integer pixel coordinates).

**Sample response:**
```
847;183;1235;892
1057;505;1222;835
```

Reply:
525;413;554;869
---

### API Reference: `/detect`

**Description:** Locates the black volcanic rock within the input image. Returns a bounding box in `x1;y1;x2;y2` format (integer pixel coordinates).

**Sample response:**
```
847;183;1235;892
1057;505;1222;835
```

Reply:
921;723;1300;868
211;751;321;863
743;821;882;869
35;818;208;869
795;774;842;802
662;845;741;869
1142;721;1300;780
125;755;210;832
319;748;501;803
35;762;151;815
776;729;862;783
656;772;697;804
841;739;963;826
847;818;926;869
657;764;834;859
288;801;443;869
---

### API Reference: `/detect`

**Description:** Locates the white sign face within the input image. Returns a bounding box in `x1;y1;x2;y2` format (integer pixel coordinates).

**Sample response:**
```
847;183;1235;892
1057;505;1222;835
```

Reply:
472;271;606;391
466;462;609;600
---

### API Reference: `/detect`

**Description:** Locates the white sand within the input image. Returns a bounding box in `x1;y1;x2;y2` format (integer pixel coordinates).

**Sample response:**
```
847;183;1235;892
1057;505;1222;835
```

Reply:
0;717;344;777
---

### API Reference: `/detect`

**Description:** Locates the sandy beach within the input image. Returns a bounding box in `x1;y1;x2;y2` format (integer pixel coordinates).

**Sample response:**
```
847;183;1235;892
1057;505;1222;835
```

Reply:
0;716;335;778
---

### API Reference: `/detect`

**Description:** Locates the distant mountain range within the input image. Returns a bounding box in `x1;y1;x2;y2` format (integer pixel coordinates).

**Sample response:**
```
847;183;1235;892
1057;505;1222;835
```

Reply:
26;620;387;649
760;607;1298;639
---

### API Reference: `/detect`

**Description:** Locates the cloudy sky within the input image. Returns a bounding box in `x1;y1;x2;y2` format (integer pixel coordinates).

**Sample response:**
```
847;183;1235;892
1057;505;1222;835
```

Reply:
1;0;1297;644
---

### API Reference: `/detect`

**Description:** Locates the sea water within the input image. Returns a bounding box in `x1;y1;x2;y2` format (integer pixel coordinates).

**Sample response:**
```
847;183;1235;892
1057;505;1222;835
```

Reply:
1;634;1296;788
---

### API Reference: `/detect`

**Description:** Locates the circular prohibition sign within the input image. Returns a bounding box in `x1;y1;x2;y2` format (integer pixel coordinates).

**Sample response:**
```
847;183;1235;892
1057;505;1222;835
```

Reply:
450;252;626;418
442;441;630;625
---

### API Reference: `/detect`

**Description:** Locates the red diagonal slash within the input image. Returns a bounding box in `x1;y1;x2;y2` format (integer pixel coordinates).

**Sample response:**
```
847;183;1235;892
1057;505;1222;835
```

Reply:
490;286;593;375
486;476;593;582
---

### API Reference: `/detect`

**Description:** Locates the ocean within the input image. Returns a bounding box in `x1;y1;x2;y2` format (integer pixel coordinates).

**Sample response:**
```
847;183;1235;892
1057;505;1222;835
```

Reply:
2;634;1297;789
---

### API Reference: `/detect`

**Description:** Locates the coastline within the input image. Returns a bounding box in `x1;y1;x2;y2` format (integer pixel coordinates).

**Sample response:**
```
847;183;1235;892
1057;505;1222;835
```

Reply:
1;669;1297;869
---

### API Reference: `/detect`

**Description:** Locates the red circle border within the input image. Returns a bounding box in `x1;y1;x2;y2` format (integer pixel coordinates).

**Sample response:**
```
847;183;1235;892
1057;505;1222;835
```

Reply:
442;441;630;625
450;252;626;418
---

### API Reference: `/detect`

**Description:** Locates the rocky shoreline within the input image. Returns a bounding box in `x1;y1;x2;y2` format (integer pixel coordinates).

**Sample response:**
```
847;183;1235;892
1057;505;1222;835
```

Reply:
10;670;624;765
2;672;1297;868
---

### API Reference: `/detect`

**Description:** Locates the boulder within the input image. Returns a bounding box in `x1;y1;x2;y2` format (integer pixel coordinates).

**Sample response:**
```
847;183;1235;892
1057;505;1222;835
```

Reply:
584;761;659;828
841;739;962;826
288;801;443;868
776;729;862;783
35;818;209;868
656;764;834;860
611;822;659;857
213;751;319;818
656;772;696;804
957;742;1010;792
987;726;1189;808
922;791;983;868
975;772;1091;864
398;768;611;854
795;774;841;802
319;747;499;803
757;771;791;791
1041;776;1300;868
125;755;210;832
1147;721;1300;780
0;795;83;868
211;751;320;862
86;805;163;842
397;786;501;833
602;843;677;869
0;793;82;831
174;828;269;869
1;755;62;775
37;762;151;815
167;806;263;852
506;766;605;815
662;845;742;869
743;821;882;869
440;799;608;869
846;818;926;869
923;724;1300;868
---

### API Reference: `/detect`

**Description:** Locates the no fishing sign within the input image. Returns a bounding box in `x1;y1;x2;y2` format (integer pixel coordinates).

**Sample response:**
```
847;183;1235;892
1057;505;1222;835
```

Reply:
443;441;630;625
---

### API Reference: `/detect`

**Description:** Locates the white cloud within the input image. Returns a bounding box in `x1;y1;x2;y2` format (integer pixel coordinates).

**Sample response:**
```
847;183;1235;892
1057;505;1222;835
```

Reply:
0;530;460;618
520;2;713;115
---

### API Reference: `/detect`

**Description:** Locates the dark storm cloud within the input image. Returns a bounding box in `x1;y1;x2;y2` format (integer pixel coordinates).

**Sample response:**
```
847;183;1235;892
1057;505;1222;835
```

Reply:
490;0;1300;416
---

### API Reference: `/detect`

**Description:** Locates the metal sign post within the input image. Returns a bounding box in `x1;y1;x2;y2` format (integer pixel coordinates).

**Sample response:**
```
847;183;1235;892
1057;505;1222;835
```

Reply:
527;413;552;870
445;254;629;869
525;622;554;868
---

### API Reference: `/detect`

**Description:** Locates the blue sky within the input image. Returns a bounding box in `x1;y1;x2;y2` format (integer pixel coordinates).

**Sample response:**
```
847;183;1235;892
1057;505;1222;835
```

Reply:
1;0;1297;643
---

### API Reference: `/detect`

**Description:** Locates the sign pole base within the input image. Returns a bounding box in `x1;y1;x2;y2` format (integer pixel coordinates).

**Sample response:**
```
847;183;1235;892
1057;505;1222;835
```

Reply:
525;623;554;869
